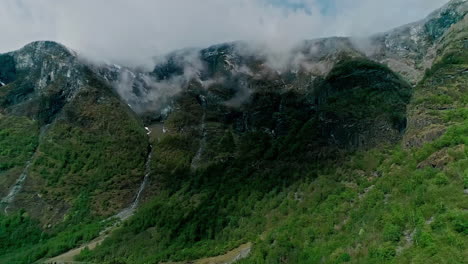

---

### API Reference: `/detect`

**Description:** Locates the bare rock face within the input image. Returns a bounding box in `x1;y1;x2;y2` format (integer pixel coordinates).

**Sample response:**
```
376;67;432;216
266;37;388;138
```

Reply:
86;1;466;170
97;1;467;125
417;145;465;169
0;0;466;228
0;41;87;124
404;125;447;149
403;4;468;149
0;41;148;226
368;0;468;84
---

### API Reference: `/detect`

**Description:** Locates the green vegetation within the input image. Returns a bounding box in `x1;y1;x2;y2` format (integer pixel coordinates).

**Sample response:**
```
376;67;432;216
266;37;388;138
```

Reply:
0;115;38;172
0;115;38;199
0;71;148;263
319;58;411;120
0;211;107;263
76;25;467;263
26;73;149;216
78;118;467;263
1;8;467;264
0;210;43;256
0;184;111;263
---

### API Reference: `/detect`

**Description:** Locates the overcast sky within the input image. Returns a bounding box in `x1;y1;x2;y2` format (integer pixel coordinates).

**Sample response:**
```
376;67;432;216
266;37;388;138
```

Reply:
0;0;450;67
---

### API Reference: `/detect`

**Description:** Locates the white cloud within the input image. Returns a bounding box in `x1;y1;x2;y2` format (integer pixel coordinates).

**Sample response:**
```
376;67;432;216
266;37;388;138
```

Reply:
0;0;450;68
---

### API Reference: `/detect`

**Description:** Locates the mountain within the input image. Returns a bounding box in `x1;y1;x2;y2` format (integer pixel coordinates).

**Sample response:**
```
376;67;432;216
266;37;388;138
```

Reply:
0;0;467;263
0;41;149;224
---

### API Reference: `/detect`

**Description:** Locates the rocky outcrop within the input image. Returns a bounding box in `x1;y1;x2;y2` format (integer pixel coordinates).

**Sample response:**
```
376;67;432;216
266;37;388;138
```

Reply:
404;10;468;148
417;145;464;169
0;41;148;226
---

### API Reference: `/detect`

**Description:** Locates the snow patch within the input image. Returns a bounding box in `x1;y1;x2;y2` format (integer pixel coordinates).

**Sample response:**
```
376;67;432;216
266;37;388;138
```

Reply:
15;53;34;69
161;105;173;118
409;25;422;44
224;59;236;70
145;127;151;135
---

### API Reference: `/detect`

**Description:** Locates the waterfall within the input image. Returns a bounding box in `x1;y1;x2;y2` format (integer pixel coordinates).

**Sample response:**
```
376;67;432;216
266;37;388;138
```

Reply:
191;95;208;170
191;111;207;170
130;145;152;210
1;125;49;214
1;160;33;214
114;129;153;221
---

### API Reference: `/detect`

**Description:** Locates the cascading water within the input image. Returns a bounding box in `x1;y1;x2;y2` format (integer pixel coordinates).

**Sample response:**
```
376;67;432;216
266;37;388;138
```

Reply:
114;128;153;221
0;125;49;214
0;160;33;214
130;145;152;210
191;112;207;170
191;95;207;170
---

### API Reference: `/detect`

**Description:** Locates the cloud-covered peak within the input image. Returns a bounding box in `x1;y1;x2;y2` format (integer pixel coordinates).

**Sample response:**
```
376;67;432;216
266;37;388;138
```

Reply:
0;0;451;69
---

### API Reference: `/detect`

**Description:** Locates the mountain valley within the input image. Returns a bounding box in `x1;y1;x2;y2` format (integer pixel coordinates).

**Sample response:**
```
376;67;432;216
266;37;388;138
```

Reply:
0;1;467;263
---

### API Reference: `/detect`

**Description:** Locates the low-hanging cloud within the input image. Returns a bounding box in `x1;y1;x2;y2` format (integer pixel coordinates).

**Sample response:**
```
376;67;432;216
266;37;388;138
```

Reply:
0;0;450;69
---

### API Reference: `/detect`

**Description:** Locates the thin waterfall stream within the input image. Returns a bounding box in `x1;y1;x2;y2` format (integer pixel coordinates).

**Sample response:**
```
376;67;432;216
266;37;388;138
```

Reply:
0;125;49;214
114;127;153;221
191;111;206;170
0;160;33;214
46;127;155;262
191;96;207;170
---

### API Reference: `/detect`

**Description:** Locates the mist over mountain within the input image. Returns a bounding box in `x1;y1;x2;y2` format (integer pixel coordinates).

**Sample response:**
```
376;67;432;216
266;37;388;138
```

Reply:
0;0;451;68
0;1;467;264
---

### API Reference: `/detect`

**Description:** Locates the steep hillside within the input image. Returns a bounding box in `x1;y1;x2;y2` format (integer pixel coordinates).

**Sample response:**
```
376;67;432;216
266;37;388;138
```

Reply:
0;42;149;261
97;0;466;204
0;1;466;264
98;0;467;127
75;2;466;264
369;0;468;83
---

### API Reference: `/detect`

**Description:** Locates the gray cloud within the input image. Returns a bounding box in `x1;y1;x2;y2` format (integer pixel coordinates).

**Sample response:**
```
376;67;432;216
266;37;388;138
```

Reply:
0;0;450;69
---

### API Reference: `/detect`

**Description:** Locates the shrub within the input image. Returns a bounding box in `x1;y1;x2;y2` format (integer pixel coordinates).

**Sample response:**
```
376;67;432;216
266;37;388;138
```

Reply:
383;223;402;242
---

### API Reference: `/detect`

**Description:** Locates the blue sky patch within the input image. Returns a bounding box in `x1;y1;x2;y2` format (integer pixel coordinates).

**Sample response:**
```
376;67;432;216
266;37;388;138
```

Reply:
266;0;337;15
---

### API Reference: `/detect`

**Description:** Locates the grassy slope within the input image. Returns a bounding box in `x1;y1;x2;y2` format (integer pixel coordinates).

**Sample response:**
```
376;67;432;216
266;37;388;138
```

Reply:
0;115;38;198
26;73;148;217
0;18;465;264
81;122;467;264
0;70;149;263
78;18;468;264
248;16;468;263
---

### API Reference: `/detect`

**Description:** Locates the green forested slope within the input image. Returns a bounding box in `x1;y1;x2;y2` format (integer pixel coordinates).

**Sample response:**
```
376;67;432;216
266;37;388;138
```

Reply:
77;16;468;264
0;115;38;198
0;4;466;264
0;44;149;263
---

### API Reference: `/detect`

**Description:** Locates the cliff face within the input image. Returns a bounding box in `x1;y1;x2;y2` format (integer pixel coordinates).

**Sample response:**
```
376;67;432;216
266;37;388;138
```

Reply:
2;0;466;225
102;0;467;118
96;0;466;169
0;1;467;263
404;13;468;148
368;0;468;83
0;41;148;226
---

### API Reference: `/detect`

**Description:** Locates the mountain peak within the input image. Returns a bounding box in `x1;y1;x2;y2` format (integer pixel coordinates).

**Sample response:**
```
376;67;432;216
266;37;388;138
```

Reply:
18;41;77;59
7;41;78;74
